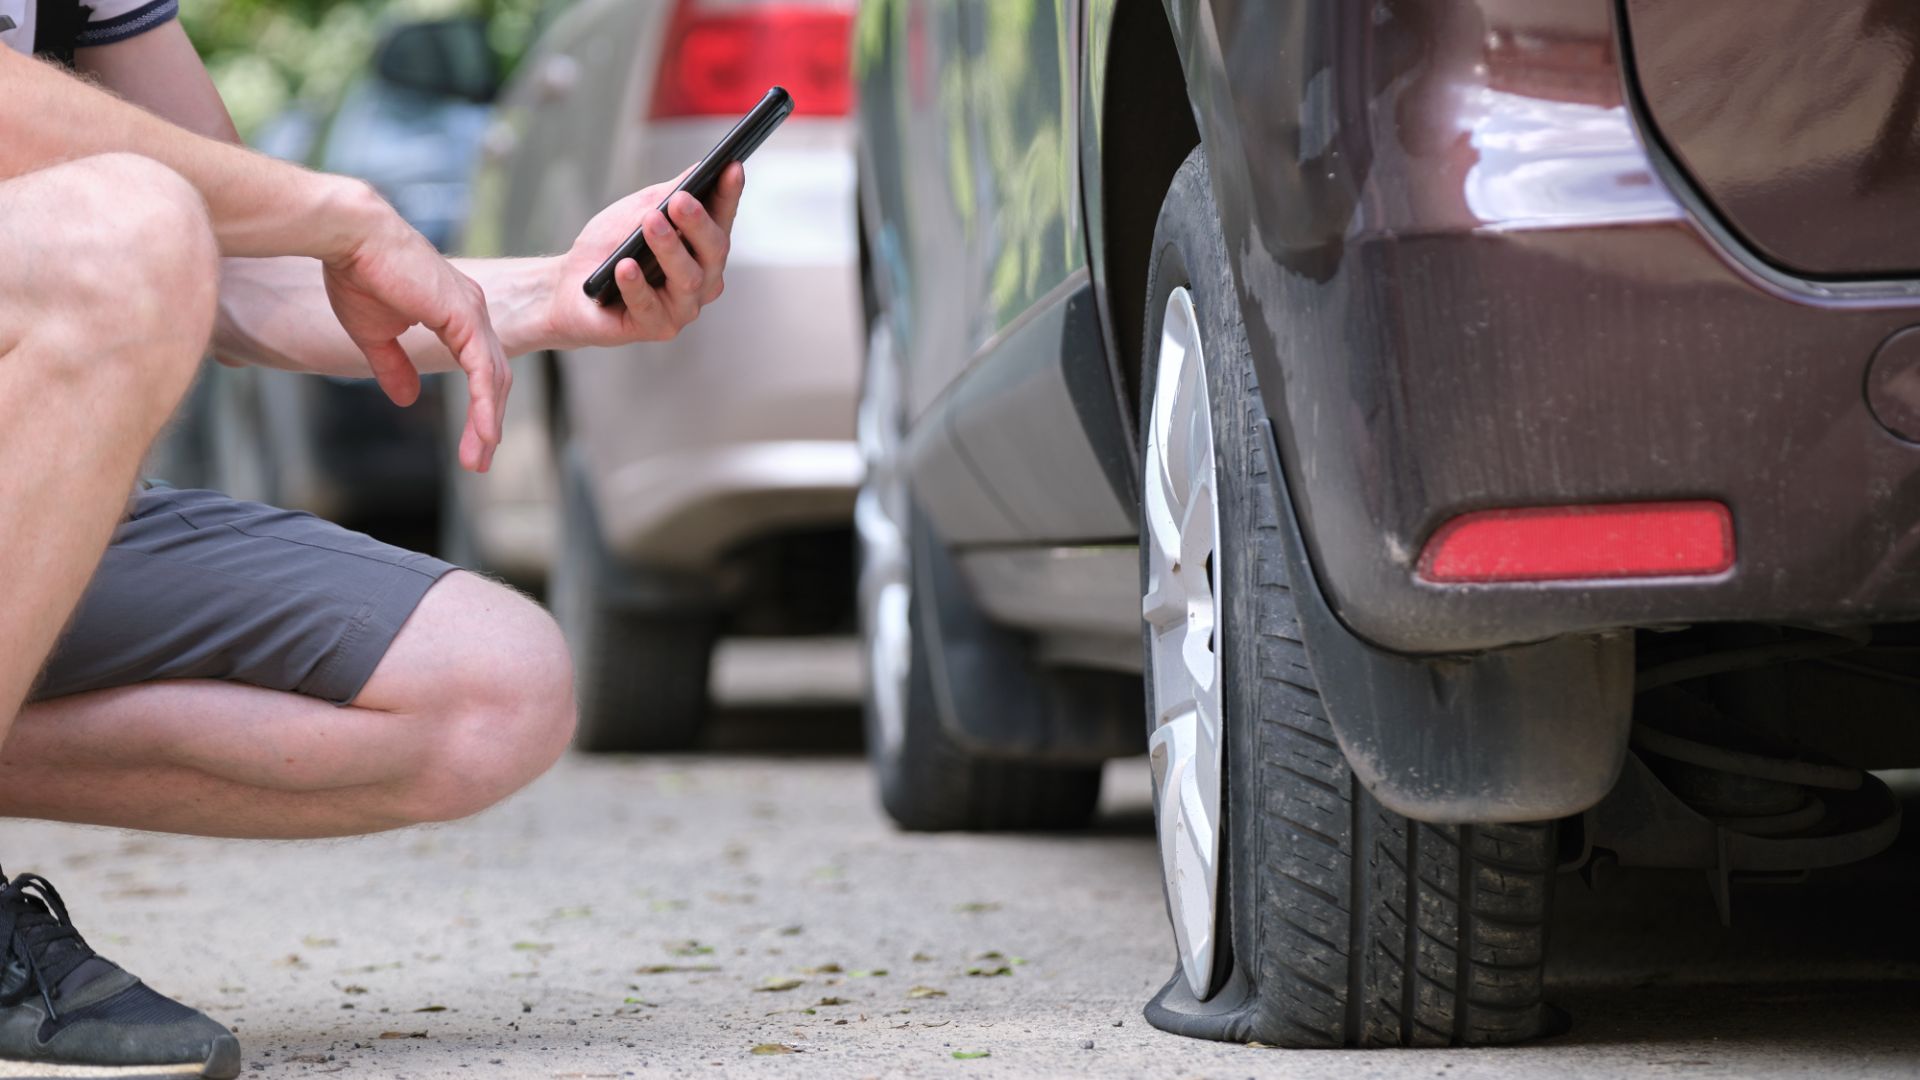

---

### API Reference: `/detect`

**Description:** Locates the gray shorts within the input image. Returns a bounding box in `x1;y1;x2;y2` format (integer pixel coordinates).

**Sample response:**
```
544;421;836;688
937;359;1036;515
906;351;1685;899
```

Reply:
30;486;457;706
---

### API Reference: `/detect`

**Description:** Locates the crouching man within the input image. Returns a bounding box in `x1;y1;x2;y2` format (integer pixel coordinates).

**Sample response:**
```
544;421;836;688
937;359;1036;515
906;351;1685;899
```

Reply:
0;5;742;1075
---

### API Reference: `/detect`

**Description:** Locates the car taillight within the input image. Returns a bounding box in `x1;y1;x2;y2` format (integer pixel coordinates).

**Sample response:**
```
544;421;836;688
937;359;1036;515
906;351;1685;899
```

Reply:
1417;501;1735;584
649;0;852;119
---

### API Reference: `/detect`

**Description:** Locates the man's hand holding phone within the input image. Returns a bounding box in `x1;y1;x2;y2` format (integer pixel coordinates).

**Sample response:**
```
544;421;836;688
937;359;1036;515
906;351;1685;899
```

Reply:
545;161;745;350
317;162;741;476
306;90;766;476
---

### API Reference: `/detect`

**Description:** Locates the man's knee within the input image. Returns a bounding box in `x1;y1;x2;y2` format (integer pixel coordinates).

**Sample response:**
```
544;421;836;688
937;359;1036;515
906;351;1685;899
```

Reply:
33;155;217;380
379;574;578;824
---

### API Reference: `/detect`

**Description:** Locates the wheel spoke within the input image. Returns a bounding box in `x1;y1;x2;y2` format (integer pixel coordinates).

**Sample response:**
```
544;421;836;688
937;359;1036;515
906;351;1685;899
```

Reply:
1144;422;1186;569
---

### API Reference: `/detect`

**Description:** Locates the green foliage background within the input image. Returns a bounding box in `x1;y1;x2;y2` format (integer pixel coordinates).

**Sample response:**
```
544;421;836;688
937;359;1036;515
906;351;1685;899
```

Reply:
180;0;547;135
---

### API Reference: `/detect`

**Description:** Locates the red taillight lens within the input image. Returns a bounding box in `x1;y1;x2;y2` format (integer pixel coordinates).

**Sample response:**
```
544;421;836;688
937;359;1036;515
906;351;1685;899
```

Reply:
649;1;852;119
1418;501;1735;584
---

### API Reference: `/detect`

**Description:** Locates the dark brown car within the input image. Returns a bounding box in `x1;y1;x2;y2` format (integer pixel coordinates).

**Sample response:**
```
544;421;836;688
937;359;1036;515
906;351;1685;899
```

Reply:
853;0;1920;1049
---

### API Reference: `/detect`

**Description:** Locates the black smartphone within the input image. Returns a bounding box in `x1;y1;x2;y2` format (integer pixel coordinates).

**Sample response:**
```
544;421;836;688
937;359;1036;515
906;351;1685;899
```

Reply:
582;86;794;306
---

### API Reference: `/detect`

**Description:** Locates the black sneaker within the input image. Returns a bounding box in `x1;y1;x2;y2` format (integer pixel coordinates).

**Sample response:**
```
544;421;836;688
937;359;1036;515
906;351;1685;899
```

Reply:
0;867;239;1078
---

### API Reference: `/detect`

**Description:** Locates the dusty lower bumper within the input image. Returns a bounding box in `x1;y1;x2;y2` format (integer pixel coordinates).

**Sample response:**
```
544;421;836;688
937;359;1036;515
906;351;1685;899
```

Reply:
1259;180;1920;657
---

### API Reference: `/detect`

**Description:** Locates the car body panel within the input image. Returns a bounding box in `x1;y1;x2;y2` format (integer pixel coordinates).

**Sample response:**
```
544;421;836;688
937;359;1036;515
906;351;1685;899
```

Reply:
857;0;1133;545
956;544;1140;670
940;272;1132;539
854;0;985;419
954;0;1086;336
903;270;1131;545
1623;0;1920;280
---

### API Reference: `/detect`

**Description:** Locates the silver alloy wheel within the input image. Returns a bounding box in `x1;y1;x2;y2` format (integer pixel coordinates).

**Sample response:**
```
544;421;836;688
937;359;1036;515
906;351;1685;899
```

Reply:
1143;285;1226;1000
856;321;912;764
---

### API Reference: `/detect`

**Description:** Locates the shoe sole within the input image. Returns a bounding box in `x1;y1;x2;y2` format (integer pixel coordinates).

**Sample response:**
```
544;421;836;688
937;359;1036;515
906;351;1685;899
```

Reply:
0;1034;240;1080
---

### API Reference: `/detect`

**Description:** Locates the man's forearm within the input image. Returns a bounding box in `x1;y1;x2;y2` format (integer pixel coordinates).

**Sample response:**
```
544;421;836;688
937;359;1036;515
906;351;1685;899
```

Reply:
217;256;560;376
0;46;375;260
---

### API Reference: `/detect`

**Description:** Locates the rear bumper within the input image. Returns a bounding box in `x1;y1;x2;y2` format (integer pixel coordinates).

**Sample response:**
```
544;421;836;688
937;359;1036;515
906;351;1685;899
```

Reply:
1215;1;1920;655
1288;218;1920;654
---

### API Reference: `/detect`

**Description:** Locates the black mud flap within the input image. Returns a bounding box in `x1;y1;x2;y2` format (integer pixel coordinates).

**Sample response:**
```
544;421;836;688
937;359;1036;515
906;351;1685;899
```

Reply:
1263;421;1634;824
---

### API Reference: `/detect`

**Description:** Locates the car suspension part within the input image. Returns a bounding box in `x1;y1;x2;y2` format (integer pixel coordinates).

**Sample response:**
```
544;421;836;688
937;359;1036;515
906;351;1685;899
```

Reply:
1577;627;1903;923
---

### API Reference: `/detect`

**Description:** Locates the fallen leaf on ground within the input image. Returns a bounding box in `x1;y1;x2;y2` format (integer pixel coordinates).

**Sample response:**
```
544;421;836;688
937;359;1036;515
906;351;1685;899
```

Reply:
799;963;842;975
412;1006;447;1013
377;1031;428;1040
670;941;715;957
340;985;368;996
966;965;1013;978
911;952;934;963
847;969;888;978
104;885;186;900
635;964;721;975
301;936;338;948
907;986;947;999
778;925;803;936
815;997;849;1007
953;902;1000;914
751;1043;799;1055
288;1054;330;1064
755;976;806;992
952;1050;990;1059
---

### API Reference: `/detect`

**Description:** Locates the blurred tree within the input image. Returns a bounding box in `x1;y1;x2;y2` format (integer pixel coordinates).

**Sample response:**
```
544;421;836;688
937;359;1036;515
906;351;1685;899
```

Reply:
181;0;549;135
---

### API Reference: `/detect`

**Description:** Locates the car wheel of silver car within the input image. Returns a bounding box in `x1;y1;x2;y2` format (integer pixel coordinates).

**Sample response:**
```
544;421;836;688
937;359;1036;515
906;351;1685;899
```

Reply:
1138;148;1559;1047
551;443;718;753
856;320;1102;831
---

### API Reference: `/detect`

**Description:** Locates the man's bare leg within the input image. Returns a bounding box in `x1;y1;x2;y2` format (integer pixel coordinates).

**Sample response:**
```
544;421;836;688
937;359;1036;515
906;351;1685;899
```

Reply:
0;153;243;1080
0;155;215;726
0;571;577;838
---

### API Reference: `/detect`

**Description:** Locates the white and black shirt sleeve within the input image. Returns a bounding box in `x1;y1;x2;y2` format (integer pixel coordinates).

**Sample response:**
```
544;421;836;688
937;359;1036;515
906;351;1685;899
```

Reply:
74;0;179;48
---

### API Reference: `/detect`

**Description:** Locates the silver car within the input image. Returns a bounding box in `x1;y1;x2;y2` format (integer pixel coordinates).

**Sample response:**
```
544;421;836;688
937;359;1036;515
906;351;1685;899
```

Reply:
452;0;862;751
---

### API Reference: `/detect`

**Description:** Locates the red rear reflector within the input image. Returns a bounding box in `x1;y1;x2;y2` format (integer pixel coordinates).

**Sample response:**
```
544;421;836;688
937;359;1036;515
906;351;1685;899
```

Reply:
650;2;853;118
1418;501;1734;584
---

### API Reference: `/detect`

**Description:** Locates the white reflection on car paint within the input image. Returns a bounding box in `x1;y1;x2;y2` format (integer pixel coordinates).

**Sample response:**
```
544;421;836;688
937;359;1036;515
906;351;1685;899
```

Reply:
1464;86;1681;230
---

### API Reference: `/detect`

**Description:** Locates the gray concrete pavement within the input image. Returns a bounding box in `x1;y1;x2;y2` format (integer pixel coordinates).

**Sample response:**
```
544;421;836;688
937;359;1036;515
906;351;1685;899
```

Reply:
6;711;1919;1079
